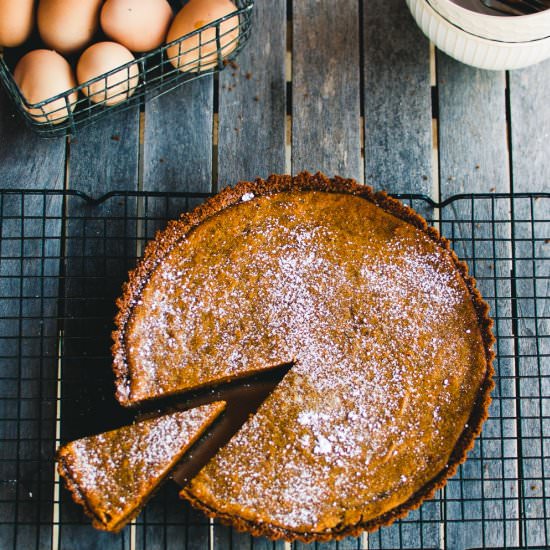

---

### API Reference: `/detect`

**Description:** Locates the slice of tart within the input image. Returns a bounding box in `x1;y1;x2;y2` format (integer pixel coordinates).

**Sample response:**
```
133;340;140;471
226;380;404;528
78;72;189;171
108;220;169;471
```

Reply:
57;402;225;532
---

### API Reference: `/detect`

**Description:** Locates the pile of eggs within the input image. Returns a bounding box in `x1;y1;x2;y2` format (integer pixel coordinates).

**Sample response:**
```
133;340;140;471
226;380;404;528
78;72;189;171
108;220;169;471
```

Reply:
0;0;239;124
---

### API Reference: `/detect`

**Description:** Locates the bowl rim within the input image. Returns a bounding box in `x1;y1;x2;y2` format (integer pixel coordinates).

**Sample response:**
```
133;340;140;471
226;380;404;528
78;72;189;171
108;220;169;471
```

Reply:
425;0;550;42
440;0;550;20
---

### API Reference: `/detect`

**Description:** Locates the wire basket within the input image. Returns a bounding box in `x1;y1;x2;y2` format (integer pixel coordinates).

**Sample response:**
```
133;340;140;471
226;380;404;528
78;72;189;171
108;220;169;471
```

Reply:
0;189;548;549
0;0;254;139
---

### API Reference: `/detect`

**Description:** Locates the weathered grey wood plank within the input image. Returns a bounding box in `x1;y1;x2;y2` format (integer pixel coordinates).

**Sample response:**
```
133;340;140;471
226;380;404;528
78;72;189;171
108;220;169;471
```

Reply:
217;0;286;185
289;2;362;548
367;505;441;550
144;78;213;195
363;0;433;195
214;526;279;550
509;59;550;193
294;538;363;550
509;193;550;549
336;541;362;549
216;1;289;542
0;87;66;550
139;78;214;550
508;59;550;549
292;0;362;181
362;2;436;547
437;56;510;198
0;87;66;188
437;52;519;549
57;108;139;550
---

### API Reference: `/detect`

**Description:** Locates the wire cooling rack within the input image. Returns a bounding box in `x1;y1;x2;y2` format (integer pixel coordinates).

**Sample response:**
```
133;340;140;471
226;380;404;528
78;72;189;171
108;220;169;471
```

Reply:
0;189;548;550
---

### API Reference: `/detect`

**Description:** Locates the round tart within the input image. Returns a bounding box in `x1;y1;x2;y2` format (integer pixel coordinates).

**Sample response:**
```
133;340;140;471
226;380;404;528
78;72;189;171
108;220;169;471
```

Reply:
113;172;494;541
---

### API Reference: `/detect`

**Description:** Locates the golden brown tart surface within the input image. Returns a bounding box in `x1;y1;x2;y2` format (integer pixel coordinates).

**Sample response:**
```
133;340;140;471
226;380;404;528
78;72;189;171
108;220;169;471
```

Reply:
57;402;226;532
113;173;494;541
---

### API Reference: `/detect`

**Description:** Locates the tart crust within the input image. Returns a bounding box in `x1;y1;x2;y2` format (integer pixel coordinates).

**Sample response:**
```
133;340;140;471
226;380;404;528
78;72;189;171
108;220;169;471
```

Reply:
112;172;494;541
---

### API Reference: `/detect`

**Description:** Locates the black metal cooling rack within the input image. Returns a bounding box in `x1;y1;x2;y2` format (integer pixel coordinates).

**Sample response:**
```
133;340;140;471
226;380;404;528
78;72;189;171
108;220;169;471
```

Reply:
0;189;548;550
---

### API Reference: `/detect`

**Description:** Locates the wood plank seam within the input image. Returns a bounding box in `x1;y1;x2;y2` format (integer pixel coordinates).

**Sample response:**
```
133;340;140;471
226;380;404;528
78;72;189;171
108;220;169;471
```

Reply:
212;111;219;191
50;134;71;550
286;5;292;175
504;69;529;550
286;0;292;176
430;48;443;549
527;196;549;544
52;339;63;550
506;70;527;548
510;199;528;549
52;189;69;550
212;74;219;192
358;1;366;173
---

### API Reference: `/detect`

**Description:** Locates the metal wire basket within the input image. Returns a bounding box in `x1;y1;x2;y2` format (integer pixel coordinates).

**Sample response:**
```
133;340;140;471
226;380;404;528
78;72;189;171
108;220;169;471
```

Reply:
0;0;254;138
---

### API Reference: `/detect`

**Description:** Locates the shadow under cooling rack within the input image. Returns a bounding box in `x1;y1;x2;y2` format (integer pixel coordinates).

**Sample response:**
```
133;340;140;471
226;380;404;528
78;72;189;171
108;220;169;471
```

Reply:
0;189;548;550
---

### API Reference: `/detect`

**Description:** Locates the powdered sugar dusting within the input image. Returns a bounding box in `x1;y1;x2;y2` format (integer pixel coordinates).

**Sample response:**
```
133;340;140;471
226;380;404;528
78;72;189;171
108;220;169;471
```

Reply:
124;191;485;532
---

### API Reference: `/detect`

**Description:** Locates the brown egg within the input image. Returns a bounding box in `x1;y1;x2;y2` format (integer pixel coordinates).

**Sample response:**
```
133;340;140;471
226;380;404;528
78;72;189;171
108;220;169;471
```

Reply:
77;42;139;106
14;50;77;124
0;0;35;47
38;0;103;55
101;0;173;53
166;0;239;72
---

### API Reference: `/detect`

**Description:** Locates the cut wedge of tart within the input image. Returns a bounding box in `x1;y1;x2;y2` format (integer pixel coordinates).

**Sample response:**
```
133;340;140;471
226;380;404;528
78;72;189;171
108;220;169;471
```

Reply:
57;402;225;532
110;172;494;541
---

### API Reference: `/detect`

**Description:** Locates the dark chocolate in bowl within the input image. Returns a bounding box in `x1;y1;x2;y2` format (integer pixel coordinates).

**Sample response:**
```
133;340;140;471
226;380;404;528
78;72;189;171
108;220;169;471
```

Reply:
450;0;548;16
450;0;507;14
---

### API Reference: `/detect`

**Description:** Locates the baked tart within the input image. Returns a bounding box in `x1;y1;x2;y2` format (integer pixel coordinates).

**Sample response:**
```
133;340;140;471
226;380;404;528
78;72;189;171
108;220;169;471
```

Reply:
111;172;494;541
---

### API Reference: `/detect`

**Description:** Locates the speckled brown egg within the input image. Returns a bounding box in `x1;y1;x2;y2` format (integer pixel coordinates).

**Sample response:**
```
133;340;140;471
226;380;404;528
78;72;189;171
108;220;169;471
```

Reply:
0;0;35;47
101;0;173;52
166;0;239;73
14;49;78;124
77;41;139;106
38;0;103;55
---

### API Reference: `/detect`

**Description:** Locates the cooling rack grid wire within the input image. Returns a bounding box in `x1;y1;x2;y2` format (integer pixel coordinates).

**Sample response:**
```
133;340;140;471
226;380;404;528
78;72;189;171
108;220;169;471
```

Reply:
0;189;548;550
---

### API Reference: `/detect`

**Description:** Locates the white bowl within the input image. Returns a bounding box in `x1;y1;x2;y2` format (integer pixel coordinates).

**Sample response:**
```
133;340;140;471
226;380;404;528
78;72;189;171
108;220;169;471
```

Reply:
426;0;550;42
406;0;550;70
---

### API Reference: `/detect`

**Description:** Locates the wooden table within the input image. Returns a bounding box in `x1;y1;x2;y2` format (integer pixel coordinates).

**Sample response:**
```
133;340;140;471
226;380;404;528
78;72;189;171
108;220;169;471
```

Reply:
0;1;548;549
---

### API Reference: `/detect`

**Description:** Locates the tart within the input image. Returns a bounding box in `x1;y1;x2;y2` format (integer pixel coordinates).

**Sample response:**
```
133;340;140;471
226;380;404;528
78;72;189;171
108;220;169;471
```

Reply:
57;402;226;532
113;172;494;541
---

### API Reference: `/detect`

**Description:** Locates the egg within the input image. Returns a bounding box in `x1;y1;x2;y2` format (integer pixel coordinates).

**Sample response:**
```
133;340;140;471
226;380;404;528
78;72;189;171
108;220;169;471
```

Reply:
77;42;139;106
101;0;173;53
0;0;35;47
166;0;239;72
13;50;77;124
38;0;103;55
